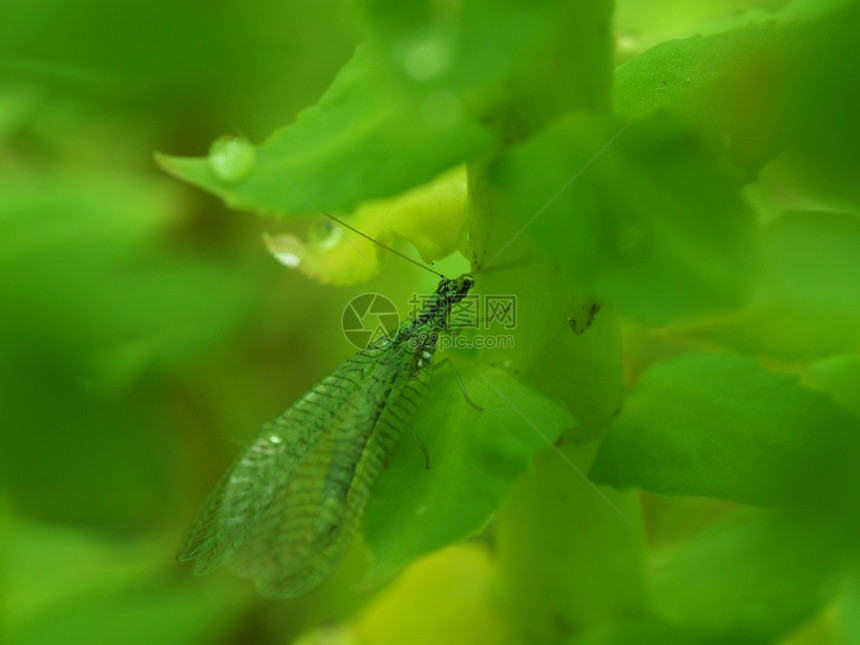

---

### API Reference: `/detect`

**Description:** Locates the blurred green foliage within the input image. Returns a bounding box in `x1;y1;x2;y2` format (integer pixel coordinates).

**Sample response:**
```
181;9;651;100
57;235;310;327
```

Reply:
2;0;859;644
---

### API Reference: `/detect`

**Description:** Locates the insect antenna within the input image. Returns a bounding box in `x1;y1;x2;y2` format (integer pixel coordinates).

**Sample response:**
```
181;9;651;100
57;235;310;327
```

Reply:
473;254;535;277
318;209;446;280
224;120;444;281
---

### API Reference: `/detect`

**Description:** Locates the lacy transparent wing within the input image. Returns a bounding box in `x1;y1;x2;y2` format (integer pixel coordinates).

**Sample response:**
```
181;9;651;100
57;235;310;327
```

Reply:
177;330;431;597
177;274;473;597
177;344;387;572
225;339;432;598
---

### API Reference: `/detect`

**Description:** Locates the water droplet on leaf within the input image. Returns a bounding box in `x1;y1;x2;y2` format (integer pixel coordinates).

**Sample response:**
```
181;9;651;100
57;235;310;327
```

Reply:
208;135;256;183
308;219;339;247
263;232;305;268
403;35;453;81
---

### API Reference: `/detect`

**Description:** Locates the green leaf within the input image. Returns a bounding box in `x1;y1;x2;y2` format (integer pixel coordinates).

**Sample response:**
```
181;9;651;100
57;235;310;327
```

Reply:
158;0;615;221
664;211;860;360
365;0;546;95
569;617;701;645
1;516;249;645
367;0;613;130
491;444;646;644
261;166;469;285
362;365;575;584
614;2;860;182
778;1;860;207
493;113;754;323
806;355;860;420
0;170;251;370
10;582;247;645
651;510;847;644
157;44;493;216
590;353;860;507
0;170;252;526
346;545;510;645
614;18;799;175
838;572;860;644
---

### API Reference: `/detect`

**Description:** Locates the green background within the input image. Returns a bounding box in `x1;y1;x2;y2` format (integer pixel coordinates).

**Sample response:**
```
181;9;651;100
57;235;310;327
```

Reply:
2;0;859;643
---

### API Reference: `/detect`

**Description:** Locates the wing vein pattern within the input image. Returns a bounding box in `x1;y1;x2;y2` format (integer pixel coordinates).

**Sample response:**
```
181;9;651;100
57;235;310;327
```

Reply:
177;274;474;598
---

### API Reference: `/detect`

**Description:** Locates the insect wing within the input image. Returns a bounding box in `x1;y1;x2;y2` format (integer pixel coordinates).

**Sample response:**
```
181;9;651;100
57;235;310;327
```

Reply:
178;335;421;597
226;341;426;597
176;276;465;597
177;345;382;565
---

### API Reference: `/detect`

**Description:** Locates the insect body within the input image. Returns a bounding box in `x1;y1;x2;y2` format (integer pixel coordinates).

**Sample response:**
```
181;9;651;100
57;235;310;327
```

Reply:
178;273;476;598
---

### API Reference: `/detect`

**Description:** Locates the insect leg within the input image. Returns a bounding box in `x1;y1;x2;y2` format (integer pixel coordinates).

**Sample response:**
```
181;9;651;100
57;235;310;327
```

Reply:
434;358;483;412
405;426;431;470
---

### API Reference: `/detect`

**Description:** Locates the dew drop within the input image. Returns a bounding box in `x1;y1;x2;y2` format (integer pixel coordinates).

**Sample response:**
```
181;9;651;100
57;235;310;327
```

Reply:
308;219;339;248
263;232;305;268
403;35;453;81
208;135;256;183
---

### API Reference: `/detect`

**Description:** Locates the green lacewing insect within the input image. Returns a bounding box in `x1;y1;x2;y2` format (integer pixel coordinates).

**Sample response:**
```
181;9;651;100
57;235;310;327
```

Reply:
178;267;477;598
